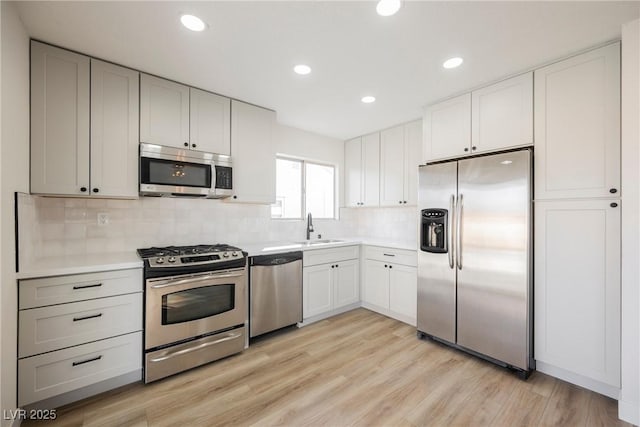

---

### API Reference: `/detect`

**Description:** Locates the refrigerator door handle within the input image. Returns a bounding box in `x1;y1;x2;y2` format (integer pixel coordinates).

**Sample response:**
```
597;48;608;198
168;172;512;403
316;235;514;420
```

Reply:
456;193;463;270
448;194;455;269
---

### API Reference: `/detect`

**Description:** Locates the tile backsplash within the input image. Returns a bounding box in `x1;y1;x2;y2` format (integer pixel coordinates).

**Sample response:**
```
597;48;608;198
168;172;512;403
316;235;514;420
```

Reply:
17;194;417;266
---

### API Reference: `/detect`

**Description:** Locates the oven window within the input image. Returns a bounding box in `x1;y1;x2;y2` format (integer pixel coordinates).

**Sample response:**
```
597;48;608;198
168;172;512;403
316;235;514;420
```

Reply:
141;157;212;188
162;284;235;325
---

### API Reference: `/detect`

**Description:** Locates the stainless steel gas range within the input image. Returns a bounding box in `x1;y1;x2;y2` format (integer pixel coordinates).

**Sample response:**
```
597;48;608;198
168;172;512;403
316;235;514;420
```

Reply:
137;244;248;383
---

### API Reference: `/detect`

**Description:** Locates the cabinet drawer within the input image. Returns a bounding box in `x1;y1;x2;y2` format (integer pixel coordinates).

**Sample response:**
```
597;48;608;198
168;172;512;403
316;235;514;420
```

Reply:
303;245;359;267
19;332;142;407
364;246;417;267
20;268;142;309
19;293;142;358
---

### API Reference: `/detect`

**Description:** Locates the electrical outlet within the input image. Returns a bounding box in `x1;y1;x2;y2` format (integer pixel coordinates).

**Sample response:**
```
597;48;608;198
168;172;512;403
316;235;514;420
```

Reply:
97;213;109;226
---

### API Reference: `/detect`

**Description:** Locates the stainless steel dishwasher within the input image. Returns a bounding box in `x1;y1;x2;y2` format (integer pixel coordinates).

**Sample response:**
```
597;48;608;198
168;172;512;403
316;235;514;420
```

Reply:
249;251;303;338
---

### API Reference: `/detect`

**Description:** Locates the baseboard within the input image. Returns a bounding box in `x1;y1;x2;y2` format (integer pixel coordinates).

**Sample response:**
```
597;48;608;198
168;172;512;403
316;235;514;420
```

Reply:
618;399;640;425
536;361;620;399
297;303;361;327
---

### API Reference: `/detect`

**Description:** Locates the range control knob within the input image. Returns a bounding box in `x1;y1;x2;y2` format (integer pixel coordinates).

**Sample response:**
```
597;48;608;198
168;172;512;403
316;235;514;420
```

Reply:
232;251;238;257
168;256;176;263
156;257;164;264
223;252;230;258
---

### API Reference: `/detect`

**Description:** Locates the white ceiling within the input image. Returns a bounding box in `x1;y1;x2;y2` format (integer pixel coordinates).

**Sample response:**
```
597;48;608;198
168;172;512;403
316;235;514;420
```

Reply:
14;1;640;140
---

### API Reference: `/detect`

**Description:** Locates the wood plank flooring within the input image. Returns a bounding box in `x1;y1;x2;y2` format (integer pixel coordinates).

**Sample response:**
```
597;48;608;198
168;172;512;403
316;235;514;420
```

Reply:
23;309;629;427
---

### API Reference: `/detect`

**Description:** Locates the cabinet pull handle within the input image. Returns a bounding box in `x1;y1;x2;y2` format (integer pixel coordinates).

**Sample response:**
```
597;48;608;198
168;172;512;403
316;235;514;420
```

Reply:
80;187;87;192
403;201;407;204
72;355;102;367
610;188;618;194
383;253;395;257
610;202;618;208
472;146;477;151
73;313;103;322
192;144;197;148
73;283;102;290
184;142;189;147
92;188;99;193
464;148;469;152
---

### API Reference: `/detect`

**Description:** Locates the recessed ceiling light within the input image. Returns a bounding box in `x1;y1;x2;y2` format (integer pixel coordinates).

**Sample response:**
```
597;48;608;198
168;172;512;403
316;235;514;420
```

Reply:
376;0;401;16
294;64;311;75
180;14;206;32
361;96;376;104
443;57;464;69
500;160;513;165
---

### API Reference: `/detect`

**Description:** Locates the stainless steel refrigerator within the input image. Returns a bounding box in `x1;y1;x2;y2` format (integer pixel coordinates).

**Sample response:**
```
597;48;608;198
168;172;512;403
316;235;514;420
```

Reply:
417;149;532;375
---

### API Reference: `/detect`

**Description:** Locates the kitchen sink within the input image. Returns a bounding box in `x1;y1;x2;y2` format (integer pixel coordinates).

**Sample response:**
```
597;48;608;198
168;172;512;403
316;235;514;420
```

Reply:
294;239;345;246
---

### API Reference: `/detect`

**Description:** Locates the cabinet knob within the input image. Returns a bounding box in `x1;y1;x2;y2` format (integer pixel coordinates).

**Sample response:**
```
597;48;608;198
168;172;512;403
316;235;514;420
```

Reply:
389;265;393;269
464;148;469;152
610;202;618;208
80;187;87;192
192;144;197;148
399;201;402;204
233;195;237;199
184;142;189;147
610;188;618;194
472;146;477;151
92;188;99;193
403;201;407;204
384;264;388;268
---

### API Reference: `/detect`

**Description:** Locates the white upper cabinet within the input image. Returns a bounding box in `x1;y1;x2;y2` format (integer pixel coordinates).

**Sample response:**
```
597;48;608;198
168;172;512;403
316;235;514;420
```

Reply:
90;59;139;198
344;133;380;207
423;93;471;162
140;74;190;149
534;43;621;200
189;88;231;155
31;42;138;198
472;72;533;154
31;41;90;196
230;100;276;204
380;120;422;206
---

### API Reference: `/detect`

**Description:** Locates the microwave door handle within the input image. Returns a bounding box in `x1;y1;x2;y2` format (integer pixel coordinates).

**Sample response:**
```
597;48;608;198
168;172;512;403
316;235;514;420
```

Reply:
211;164;217;191
150;271;245;289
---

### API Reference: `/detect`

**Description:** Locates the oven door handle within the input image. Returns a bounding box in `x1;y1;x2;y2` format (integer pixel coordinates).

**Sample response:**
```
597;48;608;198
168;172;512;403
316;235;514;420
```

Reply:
148;332;243;363
150;271;245;289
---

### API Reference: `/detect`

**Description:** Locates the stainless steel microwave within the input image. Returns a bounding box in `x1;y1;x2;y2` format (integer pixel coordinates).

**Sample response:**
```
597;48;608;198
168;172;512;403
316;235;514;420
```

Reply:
139;143;233;199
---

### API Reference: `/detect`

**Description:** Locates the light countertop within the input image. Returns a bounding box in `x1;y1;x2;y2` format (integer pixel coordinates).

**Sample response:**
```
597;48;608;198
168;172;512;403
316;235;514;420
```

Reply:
242;237;417;257
17;252;143;280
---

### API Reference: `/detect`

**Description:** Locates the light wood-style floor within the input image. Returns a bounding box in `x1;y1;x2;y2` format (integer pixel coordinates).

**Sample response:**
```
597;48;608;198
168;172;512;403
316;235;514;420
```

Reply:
24;309;629;427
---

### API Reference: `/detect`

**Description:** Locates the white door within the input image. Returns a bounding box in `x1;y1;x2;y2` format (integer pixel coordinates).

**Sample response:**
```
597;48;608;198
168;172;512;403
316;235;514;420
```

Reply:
90;60;139;198
30;41;90;196
303;264;333;318
189;88;231;155
403;120;422;206
423;93;471;162
230;100;276;203
389;264;417;322
363;260;390;309
472;72;533;154
380;125;405;207
534;199;620;387
140;74;190;149
534;43;620;200
333;259;359;309
345;137;363;207
362;132;380;206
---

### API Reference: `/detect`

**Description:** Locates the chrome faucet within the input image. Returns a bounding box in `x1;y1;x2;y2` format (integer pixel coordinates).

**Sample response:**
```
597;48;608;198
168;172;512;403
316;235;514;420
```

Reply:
306;213;314;240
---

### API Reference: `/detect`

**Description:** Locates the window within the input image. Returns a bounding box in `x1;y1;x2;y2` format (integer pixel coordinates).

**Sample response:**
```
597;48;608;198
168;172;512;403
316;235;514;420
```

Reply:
271;157;335;219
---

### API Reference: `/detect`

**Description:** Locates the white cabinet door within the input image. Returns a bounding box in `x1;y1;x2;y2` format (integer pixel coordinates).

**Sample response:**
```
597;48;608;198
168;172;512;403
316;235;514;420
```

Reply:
534;43;620;200
345;137;363;207
30;41;90;196
230;100;276;203
423;93;471;162
140;74;190;149
334;259;359;309
380;125;405;207
363;260;390;309
362;132;380;207
90;60;139;198
534;199;620;387
303;264;333;318
472;72;533;154
189;88;231;155
404;120;422;206
389;264;417;321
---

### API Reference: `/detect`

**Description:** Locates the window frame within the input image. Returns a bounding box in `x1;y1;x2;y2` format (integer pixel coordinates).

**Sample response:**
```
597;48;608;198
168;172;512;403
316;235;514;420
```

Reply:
271;155;337;220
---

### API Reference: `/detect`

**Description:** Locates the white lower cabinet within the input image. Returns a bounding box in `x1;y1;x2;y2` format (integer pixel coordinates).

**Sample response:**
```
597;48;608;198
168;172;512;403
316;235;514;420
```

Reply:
18;268;143;408
303;246;360;321
534;199;620;393
362;246;417;326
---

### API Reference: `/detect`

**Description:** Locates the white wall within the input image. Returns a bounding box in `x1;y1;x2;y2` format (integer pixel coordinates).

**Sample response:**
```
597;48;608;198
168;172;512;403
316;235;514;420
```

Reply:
620;18;640;426
1;1;30;423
